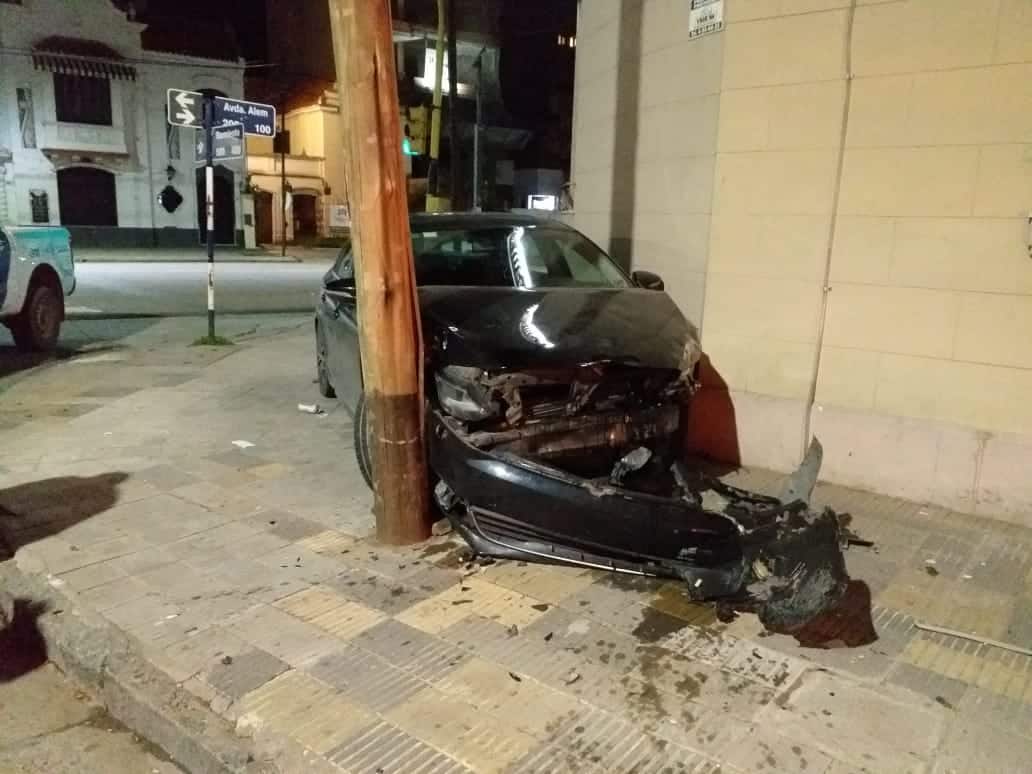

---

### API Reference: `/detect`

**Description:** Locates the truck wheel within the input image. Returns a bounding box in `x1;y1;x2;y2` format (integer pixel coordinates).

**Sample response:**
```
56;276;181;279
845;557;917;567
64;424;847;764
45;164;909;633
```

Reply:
354;393;374;490
11;283;63;353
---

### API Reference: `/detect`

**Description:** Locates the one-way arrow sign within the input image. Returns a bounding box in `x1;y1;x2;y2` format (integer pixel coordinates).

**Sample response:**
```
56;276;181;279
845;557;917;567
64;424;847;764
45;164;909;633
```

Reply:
167;89;202;128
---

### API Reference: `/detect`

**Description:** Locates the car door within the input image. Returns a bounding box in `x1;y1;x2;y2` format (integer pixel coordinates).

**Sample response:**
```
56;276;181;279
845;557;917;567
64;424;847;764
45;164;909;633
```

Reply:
319;248;363;414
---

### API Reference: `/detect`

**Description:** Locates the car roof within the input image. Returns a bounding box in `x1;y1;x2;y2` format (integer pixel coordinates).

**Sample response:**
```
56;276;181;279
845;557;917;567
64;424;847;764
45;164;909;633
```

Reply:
409;211;574;232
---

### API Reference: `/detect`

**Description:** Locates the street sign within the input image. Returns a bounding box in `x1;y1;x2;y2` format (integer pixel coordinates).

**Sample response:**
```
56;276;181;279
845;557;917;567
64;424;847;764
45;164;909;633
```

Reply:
167;88;202;128
213;97;276;137
195;123;244;163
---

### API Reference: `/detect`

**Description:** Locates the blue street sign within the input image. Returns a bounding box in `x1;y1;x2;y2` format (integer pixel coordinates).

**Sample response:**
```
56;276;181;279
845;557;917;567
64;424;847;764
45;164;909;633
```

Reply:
213;97;276;137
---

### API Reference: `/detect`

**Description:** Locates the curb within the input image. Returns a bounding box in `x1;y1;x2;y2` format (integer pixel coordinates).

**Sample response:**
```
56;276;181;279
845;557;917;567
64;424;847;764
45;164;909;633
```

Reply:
0;560;268;774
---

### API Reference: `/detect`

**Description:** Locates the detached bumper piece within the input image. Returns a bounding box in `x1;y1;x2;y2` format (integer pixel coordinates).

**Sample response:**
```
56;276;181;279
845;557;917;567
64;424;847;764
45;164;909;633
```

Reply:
430;411;852;631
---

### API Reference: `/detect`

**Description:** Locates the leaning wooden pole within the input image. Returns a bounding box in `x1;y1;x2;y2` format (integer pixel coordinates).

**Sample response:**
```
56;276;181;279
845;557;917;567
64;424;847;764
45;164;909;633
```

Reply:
328;0;431;544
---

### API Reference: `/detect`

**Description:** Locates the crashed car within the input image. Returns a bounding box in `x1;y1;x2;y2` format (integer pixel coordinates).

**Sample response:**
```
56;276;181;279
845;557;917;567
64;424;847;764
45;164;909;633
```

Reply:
316;213;850;629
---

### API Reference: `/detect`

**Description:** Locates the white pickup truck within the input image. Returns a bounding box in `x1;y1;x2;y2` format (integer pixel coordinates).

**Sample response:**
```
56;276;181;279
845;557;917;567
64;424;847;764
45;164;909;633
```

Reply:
0;225;75;352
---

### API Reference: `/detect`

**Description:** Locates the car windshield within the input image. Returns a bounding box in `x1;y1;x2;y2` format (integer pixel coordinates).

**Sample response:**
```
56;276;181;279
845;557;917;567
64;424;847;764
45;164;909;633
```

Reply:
410;224;631;289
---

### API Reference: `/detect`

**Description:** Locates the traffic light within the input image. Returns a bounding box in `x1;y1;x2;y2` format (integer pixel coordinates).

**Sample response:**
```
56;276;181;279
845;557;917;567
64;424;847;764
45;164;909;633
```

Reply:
401;106;427;155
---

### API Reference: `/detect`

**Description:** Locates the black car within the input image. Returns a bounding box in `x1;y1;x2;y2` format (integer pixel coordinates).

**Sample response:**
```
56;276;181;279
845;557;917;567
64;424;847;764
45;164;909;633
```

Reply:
316;213;850;629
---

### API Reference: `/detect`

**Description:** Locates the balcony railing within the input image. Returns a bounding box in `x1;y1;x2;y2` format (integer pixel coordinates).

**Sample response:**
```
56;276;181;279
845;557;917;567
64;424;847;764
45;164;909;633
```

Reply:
39;121;128;155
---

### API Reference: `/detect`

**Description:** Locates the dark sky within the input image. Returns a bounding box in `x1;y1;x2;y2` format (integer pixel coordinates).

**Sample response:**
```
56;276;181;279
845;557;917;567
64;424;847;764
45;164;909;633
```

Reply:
135;0;268;61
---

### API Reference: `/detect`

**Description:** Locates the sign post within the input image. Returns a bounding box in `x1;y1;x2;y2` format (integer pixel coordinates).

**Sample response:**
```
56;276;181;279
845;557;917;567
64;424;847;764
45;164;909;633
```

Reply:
168;90;275;341
203;95;216;340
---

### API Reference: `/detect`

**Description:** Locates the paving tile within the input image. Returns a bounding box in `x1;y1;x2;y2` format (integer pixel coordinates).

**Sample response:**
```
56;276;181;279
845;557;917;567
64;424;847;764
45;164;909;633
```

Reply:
326;720;473;774
306;644;427;712
225;604;340;666
274;586;386;640
885;662;969;709
720;640;809;690
721;726;833;774
934;714;1032;773
295;529;357;556
481;561;597;605
76;576;153;612
385;685;539;773
206;647;289;700
756;670;945;773
352;619;470;683
955;685;1032;739
397;577;549;635
328;566;432;616
237;670;374;755
253;544;342;585
206;558;309;603
526;701;714;774
58;558;128;591
135;464;200;492
149;626;250;683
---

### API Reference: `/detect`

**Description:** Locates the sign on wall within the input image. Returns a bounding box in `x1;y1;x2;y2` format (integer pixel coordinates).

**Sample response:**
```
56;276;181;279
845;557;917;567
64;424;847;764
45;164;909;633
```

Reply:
689;0;724;38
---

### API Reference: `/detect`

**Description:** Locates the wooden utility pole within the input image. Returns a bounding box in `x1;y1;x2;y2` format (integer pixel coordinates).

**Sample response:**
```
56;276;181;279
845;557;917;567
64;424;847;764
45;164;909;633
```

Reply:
327;0;431;544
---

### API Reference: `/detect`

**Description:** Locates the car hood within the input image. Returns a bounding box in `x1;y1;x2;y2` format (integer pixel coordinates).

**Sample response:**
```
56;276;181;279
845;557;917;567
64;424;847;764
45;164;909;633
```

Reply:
419;286;696;372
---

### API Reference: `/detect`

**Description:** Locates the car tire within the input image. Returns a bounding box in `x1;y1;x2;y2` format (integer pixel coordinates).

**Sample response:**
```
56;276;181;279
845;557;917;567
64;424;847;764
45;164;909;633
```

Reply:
354;392;374;490
316;324;336;398
11;282;63;353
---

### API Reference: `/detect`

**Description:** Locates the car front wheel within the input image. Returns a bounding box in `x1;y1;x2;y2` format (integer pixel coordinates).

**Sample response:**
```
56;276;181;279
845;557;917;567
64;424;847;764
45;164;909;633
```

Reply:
315;324;336;398
354;392;374;489
11;283;63;353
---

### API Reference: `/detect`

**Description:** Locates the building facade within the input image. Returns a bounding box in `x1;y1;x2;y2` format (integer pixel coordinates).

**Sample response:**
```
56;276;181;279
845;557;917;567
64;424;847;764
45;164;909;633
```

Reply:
569;0;1032;525
0;0;245;247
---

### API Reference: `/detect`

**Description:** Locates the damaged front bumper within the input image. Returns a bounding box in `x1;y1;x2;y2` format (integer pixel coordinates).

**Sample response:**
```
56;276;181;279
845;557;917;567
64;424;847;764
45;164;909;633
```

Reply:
429;408;851;629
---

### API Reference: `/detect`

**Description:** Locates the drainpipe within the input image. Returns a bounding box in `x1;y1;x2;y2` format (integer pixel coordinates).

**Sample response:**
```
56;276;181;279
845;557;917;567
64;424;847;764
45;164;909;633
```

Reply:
802;0;857;457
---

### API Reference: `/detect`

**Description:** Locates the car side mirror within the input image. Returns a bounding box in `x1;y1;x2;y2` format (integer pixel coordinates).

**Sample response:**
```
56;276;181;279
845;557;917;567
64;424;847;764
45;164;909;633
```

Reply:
632;270;664;291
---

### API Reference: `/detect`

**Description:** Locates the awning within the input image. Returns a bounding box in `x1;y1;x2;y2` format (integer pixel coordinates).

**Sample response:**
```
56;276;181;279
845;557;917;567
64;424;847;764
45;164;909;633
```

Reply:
32;36;137;81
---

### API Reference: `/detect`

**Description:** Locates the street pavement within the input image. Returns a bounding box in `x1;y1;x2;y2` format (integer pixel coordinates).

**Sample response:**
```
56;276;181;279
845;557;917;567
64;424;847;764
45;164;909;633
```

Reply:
0;664;183;773
67;261;330;318
0;318;1031;772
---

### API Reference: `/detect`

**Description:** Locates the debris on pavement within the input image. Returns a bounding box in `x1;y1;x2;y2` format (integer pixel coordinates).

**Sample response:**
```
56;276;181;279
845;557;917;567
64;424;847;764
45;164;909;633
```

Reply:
430;518;453;536
506;624;519;637
231;440;255;449
914;622;1032;658
562;669;581;686
508;672;522;682
297;403;325;415
925;566;939;577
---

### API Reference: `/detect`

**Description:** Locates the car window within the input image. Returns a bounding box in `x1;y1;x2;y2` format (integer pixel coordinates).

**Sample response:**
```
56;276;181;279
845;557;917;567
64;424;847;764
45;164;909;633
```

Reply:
509;226;630;289
411;228;513;286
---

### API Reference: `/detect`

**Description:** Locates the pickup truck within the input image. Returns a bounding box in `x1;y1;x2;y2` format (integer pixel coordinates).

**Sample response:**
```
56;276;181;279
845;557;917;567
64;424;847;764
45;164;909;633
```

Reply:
0;225;75;352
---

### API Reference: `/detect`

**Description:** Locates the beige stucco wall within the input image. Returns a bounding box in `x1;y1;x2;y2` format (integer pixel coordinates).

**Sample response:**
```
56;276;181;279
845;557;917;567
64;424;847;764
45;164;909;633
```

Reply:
571;0;1032;524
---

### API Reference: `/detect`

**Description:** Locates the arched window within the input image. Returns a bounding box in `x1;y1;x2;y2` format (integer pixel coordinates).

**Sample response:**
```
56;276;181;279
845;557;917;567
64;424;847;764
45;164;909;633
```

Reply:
57;167;117;226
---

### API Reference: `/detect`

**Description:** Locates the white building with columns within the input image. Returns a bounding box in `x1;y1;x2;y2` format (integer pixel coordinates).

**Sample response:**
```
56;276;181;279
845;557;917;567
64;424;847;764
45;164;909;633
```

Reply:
0;0;246;247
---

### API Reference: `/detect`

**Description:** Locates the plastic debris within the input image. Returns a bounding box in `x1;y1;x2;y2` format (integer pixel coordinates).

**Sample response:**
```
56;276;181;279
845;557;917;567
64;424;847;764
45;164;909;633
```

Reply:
298;403;325;415
232;440;255;449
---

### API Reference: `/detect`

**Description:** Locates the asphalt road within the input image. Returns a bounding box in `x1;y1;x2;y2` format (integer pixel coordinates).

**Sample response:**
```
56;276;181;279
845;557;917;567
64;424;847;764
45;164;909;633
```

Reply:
68;261;331;317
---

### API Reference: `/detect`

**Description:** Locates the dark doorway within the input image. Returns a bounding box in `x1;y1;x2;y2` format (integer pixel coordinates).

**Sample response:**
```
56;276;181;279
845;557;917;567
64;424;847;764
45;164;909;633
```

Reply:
293;194;317;240
57;167;117;226
255;191;273;244
195;165;236;245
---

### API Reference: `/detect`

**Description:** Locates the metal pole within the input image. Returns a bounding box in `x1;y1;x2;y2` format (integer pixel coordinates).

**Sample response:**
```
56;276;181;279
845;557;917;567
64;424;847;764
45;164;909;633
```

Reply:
424;0;446;212
472;49;483;211
280;148;287;257
446;0;460;210
204;95;216;339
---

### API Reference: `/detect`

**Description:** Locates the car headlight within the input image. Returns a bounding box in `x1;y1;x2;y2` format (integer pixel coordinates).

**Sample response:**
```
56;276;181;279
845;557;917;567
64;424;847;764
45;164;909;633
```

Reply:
434;366;500;421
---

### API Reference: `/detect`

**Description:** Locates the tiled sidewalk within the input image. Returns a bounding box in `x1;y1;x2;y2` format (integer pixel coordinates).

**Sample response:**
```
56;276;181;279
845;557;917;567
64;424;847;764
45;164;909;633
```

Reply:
2;324;1030;773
